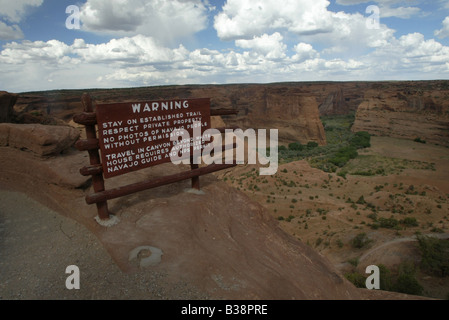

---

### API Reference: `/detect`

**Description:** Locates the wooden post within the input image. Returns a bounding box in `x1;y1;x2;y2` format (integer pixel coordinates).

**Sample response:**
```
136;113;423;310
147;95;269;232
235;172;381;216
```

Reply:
190;163;200;190
80;93;110;220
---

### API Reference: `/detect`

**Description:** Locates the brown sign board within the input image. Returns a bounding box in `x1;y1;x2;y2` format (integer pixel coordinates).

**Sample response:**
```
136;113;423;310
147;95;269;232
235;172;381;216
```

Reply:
96;98;211;179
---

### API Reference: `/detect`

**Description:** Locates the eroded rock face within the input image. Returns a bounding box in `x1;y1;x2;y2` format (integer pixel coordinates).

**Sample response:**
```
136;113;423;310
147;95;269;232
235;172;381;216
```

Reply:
0;123;80;156
188;85;327;145
0;91;18;123
352;87;449;147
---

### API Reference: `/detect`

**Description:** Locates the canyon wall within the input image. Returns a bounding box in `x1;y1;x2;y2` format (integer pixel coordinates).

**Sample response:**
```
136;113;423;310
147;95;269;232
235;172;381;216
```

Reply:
10;80;449;147
352;82;449;147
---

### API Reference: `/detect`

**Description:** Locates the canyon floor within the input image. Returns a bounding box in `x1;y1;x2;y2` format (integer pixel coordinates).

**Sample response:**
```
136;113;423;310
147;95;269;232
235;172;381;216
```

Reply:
217;135;449;299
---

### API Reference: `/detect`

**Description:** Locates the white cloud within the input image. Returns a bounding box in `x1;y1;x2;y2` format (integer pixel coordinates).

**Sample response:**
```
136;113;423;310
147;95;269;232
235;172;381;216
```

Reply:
379;6;420;19
213;0;396;57
291;43;319;62
362;32;449;77
80;0;209;45
0;0;43;23
235;32;287;60
1;27;449;92
0;39;72;64
72;35;189;66
0;21;23;40
214;0;333;41
435;16;449;39
337;0;421;19
0;0;43;41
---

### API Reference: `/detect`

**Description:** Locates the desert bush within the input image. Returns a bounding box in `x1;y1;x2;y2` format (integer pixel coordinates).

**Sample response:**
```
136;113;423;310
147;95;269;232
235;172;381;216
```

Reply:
350;233;373;249
414;137;426;144
356;195;366;204
329;146;358;167
288;142;304;151
350;131;371;148
378;217;400;229
393;262;423;296
417;235;449;277
345;272;366;288
400;217;418;227
307;141;319;149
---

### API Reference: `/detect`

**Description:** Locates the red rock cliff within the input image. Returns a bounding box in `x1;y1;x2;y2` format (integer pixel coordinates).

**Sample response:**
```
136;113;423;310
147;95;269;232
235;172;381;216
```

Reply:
352;82;449;147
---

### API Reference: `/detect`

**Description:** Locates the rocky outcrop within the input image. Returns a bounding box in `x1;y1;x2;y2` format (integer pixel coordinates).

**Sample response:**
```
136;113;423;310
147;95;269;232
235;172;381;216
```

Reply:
352;86;449;147
0;91;18;123
0;123;80;156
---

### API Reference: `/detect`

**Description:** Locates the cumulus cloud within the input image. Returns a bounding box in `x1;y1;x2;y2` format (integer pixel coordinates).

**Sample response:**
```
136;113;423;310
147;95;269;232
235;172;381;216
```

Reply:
362;32;449;77
291;43;319;62
80;0;209;45
0;39;72;64
214;0;333;40
435;16;449;39
235;32;287;60
0;0;43;40
1;29;449;92
213;0;396;57
0;21;23;40
0;0;43;23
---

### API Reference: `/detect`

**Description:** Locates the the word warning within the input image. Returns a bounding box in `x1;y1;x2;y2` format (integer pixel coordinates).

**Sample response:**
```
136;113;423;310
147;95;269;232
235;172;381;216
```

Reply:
96;98;211;178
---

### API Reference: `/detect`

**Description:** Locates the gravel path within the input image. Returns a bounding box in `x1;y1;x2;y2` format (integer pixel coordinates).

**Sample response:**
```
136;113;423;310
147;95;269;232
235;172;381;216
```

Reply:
0;190;207;300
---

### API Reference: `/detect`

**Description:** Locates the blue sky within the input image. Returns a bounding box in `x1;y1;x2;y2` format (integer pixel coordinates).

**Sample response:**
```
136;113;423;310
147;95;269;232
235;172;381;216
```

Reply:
0;0;449;92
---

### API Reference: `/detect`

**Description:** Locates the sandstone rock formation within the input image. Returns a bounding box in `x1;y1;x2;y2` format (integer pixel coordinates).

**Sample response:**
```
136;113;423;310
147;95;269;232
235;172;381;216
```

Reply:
0;123;80;156
12;80;449;147
0;91;18;123
352;83;449;147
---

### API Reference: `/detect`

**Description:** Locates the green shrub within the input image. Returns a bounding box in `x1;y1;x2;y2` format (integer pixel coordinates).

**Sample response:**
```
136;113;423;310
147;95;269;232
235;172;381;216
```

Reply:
351;131;371;148
307;141;319;149
288;142;304;151
393;262;423;295
417;235;449;277
378;264;394;291
345;272;366;288
378;217;400;229
400;217;418;227
350;233;373;249
329;146;358;167
414;137;426;144
356;195;366;204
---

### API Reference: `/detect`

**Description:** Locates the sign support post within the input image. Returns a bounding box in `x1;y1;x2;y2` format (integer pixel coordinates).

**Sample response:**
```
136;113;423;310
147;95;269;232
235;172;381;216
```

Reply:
80;93;110;220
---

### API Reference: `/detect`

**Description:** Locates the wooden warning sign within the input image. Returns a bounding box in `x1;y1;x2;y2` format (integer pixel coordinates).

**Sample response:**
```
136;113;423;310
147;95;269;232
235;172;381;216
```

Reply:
96;98;211;178
74;93;238;223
